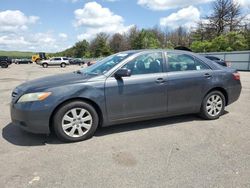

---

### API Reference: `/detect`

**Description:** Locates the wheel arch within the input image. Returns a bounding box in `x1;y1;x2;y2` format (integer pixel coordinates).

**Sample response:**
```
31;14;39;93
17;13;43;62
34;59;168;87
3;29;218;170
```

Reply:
49;97;103;133
205;87;228;106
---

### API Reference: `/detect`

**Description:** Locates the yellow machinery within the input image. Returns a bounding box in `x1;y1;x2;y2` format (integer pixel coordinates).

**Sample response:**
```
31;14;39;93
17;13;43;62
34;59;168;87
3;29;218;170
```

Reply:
32;52;47;63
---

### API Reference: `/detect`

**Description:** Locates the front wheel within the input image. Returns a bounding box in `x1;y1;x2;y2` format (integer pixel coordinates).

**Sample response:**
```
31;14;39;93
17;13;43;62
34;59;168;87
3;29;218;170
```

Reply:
42;63;48;68
53;101;99;142
1;62;8;68
200;91;225;120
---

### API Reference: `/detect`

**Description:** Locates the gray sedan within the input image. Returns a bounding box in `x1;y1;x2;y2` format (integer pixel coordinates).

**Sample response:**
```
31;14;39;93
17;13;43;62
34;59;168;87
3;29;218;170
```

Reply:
10;50;241;142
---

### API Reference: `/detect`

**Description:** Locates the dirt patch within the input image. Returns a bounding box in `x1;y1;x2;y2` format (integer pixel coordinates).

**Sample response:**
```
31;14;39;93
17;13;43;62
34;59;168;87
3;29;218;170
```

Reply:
112;151;137;167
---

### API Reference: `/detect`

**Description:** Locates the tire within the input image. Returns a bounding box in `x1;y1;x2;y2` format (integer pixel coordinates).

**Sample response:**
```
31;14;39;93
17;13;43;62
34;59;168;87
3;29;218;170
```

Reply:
1;61;8;68
200;90;225;120
53;101;99;142
42;63;48;68
61;63;66;68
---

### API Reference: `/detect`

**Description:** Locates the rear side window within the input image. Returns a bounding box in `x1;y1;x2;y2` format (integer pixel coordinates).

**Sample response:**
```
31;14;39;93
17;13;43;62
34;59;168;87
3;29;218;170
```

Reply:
167;53;209;72
122;52;163;75
63;58;68;60
206;56;220;61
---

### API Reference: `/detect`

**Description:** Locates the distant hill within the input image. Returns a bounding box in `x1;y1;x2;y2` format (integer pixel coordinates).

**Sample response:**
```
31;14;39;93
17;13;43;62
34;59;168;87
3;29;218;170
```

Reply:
0;50;35;58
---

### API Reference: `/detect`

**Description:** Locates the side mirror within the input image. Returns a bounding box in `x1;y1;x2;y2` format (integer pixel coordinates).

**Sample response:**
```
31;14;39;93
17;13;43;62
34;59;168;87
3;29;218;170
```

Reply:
114;68;131;78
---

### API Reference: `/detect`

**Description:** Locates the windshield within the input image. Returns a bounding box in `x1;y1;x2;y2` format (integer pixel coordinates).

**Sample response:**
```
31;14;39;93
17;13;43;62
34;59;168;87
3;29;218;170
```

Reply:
81;52;134;75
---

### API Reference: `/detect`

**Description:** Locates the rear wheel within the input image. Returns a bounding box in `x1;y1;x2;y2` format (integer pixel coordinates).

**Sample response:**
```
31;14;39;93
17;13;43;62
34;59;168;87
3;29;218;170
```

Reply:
42;63;48;68
53;101;99;142
200;91;225;120
61;63;66;68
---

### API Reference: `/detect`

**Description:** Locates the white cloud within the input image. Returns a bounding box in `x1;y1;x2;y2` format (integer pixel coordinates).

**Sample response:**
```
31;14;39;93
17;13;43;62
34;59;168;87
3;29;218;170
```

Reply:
59;33;68;40
0;31;70;52
74;1;133;40
234;0;250;8
0;10;39;32
0;10;71;52
138;0;213;10
160;6;201;30
242;14;250;25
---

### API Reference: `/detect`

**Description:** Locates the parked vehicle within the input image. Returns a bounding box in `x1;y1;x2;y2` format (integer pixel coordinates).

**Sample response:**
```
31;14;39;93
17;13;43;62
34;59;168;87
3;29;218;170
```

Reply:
69;58;85;65
32;52;47;63
11;50;241;142
204;56;228;67
0;56;12;68
16;59;33;64
38;57;70;68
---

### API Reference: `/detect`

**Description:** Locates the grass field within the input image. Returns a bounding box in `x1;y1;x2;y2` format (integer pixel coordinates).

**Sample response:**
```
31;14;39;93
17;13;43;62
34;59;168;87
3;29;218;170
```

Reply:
0;50;35;58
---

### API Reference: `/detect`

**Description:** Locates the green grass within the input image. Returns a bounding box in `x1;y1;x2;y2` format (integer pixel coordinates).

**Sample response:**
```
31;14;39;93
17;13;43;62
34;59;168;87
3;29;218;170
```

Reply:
0;50;35;58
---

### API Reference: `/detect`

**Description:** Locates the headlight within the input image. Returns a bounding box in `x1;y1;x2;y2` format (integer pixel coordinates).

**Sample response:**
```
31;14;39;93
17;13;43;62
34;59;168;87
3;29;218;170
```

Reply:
17;92;52;103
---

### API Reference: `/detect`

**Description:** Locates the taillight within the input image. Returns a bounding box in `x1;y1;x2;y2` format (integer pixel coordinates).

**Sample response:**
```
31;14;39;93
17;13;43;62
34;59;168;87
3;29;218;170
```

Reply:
233;72;240;80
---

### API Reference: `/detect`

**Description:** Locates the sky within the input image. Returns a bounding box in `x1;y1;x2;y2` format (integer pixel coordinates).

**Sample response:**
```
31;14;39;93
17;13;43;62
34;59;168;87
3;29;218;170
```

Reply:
0;0;249;52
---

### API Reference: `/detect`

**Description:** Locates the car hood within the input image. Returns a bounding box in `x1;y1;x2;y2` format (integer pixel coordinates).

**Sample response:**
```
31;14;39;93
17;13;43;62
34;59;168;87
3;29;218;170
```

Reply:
16;72;103;93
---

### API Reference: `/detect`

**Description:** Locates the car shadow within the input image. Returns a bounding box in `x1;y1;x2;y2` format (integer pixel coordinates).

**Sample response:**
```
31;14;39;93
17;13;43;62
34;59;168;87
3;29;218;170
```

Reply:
2;123;63;146
2;111;229;147
95;114;201;136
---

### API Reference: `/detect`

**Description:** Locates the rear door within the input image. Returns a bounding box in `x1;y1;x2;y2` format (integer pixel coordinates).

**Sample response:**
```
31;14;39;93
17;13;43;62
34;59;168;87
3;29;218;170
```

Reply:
166;52;213;114
105;52;168;121
54;57;62;65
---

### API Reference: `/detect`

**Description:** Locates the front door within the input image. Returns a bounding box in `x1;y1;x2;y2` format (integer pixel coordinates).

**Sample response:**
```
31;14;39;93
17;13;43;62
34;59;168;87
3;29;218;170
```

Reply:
105;52;168;121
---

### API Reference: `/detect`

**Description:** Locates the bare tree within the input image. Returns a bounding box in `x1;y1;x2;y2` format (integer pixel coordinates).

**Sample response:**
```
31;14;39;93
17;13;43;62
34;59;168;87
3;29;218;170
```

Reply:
227;1;242;31
208;0;231;35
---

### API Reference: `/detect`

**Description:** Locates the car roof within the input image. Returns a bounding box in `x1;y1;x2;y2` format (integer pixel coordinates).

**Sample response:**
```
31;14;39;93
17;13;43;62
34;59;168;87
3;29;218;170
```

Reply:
120;49;196;54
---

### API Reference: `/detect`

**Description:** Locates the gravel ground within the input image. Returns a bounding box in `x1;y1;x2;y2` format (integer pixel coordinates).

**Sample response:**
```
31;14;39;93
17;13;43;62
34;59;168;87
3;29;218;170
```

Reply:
0;64;249;188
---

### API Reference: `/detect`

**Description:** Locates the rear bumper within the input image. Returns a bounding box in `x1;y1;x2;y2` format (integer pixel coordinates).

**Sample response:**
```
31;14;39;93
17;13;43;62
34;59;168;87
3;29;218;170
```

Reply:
10;102;52;134
226;83;242;105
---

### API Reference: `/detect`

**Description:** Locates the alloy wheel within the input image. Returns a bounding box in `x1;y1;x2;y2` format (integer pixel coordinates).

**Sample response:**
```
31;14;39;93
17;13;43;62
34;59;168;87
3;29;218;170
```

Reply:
61;108;93;138
206;94;223;117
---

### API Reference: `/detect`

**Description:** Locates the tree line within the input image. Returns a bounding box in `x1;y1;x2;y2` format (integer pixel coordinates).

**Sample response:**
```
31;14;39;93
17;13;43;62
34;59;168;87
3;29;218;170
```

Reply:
53;0;250;58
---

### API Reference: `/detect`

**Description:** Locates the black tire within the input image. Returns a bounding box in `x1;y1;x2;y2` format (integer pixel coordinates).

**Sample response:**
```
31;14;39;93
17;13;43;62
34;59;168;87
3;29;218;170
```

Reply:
200;90;225;120
1;61;8;68
42;63;48;68
61;63;66;68
53;101;99;142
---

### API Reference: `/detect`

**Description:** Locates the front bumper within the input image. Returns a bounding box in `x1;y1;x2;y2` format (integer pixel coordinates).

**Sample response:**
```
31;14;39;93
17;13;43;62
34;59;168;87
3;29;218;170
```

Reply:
10;101;52;134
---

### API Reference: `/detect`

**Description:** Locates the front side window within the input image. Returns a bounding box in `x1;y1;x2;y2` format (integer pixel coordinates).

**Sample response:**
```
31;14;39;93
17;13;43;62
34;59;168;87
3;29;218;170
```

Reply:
167;53;209;72
54;58;61;61
122;52;163;75
82;52;134;75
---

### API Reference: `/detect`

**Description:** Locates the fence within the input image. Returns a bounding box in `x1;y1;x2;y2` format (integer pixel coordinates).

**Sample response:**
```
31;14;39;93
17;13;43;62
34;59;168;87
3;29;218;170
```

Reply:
200;51;250;71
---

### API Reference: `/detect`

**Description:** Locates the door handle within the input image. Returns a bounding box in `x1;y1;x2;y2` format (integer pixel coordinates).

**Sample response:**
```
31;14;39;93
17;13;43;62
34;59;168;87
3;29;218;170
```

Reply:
204;73;212;79
155;78;166;84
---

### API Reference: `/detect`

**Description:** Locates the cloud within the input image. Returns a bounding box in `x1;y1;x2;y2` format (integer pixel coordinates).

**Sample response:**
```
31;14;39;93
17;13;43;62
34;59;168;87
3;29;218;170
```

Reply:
0;30;70;52
138;0;213;10
59;33;68;40
242;14;250;25
234;0;250;8
0;9;71;52
160;6;201;30
0;10;39;33
74;1;133;40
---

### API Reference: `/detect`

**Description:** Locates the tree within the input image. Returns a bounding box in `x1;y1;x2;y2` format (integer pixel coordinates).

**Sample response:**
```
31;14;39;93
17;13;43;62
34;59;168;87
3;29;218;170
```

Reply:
73;40;89;58
109;33;125;53
89;33;111;57
209;0;231;35
227;1;242;32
